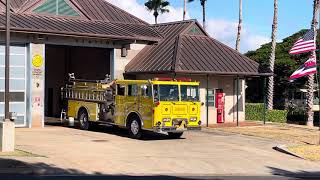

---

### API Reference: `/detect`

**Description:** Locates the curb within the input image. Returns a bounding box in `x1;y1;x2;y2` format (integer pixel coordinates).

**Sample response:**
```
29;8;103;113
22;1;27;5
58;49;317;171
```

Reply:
274;145;305;160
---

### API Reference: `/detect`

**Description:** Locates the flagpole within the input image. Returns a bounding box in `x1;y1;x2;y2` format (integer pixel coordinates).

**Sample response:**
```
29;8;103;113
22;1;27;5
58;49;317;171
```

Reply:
318;7;320;145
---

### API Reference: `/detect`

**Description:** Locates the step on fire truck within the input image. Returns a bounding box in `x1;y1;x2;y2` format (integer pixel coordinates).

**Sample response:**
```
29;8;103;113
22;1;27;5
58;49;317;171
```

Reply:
61;74;202;139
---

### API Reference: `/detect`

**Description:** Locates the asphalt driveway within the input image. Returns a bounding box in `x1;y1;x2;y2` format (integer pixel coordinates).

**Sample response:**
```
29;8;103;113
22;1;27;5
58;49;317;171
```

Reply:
3;125;320;178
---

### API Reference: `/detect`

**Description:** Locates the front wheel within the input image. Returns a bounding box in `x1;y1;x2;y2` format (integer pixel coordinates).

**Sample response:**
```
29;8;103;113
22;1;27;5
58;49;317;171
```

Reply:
79;110;90;130
128;118;142;139
168;132;184;139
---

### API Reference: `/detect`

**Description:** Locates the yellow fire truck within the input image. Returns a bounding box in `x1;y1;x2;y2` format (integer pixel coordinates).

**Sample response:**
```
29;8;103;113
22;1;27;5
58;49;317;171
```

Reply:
61;75;201;139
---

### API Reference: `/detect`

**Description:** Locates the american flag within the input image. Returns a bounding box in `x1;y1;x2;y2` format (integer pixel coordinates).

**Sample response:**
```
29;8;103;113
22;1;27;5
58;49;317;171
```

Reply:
289;53;317;80
289;29;316;55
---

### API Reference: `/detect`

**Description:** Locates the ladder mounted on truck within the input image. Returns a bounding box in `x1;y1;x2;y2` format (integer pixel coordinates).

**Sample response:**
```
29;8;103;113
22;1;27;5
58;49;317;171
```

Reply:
61;73;115;103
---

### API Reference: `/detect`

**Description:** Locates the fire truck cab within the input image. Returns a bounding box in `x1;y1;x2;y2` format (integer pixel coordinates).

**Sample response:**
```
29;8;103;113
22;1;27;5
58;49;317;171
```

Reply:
62;75;201;139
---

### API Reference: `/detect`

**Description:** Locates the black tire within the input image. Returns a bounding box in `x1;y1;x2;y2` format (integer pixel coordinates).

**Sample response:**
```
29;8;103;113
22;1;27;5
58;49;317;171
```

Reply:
78;110;90;130
89;121;99;130
168;132;184;139
127;116;142;139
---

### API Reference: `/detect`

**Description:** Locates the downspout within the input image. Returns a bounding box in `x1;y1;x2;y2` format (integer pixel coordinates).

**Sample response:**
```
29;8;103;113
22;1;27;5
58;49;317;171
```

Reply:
206;74;209;127
263;77;267;124
236;76;239;127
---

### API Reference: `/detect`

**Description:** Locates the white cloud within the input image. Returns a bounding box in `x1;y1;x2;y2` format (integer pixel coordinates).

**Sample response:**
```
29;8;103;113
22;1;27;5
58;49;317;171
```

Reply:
106;0;269;53
206;19;270;53
106;0;189;24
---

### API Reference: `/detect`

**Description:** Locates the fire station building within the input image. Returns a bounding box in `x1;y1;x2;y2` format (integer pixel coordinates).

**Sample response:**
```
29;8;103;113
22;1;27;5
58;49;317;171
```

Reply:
0;0;267;128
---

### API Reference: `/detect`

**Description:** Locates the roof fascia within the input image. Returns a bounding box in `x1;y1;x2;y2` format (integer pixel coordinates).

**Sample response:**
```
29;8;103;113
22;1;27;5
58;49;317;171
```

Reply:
0;27;160;42
124;70;273;77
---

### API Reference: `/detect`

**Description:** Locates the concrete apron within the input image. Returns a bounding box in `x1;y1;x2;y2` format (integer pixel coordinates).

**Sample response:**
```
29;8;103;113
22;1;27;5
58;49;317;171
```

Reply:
0;121;15;152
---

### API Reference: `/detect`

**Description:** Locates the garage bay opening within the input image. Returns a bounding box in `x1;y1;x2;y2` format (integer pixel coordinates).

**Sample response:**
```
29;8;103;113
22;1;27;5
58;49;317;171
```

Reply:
45;45;111;118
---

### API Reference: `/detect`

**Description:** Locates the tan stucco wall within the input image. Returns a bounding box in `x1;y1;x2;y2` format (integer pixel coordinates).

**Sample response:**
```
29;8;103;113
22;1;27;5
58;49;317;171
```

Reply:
113;44;146;80
135;74;246;125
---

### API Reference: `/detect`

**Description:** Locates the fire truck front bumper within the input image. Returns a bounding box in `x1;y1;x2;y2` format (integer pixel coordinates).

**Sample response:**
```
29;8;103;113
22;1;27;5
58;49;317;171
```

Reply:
153;126;201;133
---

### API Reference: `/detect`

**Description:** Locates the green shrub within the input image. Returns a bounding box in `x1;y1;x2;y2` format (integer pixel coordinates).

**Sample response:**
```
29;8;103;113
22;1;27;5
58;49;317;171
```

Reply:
245;103;288;123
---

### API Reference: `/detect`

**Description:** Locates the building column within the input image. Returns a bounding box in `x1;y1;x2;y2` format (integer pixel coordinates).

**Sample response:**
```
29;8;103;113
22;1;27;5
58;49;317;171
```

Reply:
110;48;115;80
27;43;45;128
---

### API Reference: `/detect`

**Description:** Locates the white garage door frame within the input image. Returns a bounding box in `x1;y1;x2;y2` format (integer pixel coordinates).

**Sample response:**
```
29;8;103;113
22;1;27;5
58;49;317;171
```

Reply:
0;45;27;127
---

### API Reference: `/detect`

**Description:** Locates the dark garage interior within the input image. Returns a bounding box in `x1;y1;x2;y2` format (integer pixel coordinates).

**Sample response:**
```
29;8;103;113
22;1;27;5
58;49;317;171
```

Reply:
45;45;111;118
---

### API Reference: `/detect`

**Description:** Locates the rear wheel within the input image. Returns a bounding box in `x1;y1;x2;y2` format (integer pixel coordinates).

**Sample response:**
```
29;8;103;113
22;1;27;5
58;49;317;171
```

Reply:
79;110;90;130
168;132;184;139
128;117;142;139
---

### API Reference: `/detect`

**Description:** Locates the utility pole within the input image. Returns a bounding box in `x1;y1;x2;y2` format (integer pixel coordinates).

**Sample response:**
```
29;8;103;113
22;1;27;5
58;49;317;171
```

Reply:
4;0;10;121
1;0;14;153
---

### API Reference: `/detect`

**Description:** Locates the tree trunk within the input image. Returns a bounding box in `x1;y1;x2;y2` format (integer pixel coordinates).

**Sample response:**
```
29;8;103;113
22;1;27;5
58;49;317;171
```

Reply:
307;0;319;127
155;16;157;24
267;0;278;110
183;0;187;20
235;0;242;52
202;1;206;30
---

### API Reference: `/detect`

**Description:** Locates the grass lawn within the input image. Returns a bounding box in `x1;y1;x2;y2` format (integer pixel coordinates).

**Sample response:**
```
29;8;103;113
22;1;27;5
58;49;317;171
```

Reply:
288;145;320;161
215;124;320;145
214;124;320;160
0;149;40;157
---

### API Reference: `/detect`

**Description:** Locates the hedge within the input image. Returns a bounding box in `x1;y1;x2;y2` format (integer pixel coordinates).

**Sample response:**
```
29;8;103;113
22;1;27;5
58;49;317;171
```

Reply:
246;103;288;123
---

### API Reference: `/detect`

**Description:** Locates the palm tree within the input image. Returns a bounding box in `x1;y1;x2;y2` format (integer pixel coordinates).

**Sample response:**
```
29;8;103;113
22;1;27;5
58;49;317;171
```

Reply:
266;0;278;110
306;0;319;127
183;0;187;20
187;0;206;30
183;0;194;20
235;0;242;51
145;0;170;24
200;0;207;30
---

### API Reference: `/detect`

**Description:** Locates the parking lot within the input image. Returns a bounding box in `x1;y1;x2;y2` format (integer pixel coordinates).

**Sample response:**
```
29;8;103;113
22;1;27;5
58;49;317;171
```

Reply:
3;125;320;178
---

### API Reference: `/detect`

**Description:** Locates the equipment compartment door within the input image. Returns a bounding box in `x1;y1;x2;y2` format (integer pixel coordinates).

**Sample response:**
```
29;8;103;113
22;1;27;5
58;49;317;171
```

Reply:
139;84;153;129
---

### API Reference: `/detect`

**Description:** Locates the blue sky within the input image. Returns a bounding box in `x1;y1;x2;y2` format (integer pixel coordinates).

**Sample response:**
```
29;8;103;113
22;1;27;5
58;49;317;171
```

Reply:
109;0;316;52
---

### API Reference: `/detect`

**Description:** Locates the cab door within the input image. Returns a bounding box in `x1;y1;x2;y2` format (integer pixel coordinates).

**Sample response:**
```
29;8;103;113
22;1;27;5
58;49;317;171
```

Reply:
139;84;153;129
125;84;139;120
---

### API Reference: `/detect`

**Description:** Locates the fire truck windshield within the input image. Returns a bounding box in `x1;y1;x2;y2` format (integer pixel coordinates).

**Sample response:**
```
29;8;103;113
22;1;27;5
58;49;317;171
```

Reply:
181;85;200;101
154;85;179;101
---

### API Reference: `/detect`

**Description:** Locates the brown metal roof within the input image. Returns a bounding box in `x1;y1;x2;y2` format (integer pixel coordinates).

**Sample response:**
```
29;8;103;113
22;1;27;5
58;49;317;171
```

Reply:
0;0;161;42
125;21;194;72
0;12;161;41
69;0;147;24
1;0;148;25
9;0;27;10
176;35;261;75
126;20;268;76
0;1;4;11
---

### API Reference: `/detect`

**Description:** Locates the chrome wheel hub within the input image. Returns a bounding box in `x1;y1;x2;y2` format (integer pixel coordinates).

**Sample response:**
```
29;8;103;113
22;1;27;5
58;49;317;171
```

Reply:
81;116;87;126
131;120;139;135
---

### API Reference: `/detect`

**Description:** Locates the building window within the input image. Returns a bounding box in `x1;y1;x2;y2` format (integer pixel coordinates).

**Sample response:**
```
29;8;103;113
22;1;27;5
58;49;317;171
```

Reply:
206;89;215;107
33;0;80;17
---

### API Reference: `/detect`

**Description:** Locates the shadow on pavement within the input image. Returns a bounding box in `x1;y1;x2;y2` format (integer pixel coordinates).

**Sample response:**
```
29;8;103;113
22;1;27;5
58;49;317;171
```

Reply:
268;166;320;179
0;158;304;180
45;120;186;141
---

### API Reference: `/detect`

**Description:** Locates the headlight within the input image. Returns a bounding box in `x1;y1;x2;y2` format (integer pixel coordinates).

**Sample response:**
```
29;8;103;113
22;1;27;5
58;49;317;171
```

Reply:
190;117;197;121
162;118;171;122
